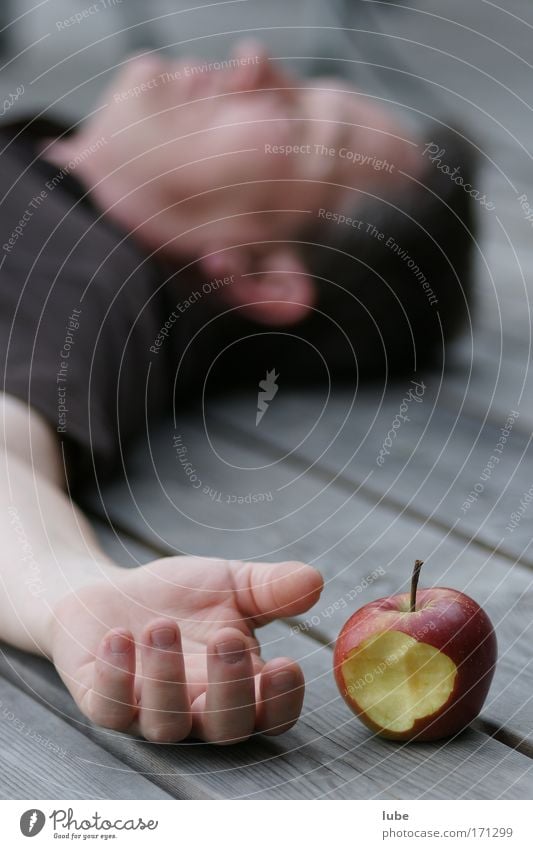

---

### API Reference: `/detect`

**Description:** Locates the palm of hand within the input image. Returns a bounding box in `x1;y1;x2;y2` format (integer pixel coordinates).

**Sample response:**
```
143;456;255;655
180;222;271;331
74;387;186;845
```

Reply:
51;556;322;743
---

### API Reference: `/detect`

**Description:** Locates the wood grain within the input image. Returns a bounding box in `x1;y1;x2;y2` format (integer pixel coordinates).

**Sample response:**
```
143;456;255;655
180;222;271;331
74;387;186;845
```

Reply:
0;676;171;799
3;524;532;799
83;426;533;754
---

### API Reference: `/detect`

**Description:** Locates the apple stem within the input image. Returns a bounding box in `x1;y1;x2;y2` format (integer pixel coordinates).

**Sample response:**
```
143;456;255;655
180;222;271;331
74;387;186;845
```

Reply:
409;559;424;612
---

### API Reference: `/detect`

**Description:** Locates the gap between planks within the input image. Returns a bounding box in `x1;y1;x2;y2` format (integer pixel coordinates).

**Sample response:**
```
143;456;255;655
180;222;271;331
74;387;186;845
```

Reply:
207;413;533;575
84;434;533;761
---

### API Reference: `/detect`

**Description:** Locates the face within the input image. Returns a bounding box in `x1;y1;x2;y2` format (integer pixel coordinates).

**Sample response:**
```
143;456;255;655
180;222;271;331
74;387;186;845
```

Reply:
148;47;394;247
62;42;412;324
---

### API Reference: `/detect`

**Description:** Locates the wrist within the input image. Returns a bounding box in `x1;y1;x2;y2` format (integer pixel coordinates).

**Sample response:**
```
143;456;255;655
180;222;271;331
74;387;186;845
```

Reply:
41;556;124;659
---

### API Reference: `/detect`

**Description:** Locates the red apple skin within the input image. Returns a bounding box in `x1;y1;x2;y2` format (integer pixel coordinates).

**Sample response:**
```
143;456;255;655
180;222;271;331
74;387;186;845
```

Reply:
334;588;497;742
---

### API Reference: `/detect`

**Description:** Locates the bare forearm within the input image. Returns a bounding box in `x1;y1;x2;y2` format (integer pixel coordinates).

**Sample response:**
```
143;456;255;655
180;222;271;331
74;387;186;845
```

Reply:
0;397;121;656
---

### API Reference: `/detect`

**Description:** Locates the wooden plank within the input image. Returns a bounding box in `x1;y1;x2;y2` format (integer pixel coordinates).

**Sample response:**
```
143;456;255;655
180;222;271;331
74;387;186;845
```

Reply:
416;137;533;432
3;619;533;800
406;168;533;430
5;0;529;799
0;675;171;799
91;519;163;565
191;412;533;747
3;522;532;798
384;0;533;153
82;423;533;751
206;385;533;566
1;530;390;801
440;337;533;433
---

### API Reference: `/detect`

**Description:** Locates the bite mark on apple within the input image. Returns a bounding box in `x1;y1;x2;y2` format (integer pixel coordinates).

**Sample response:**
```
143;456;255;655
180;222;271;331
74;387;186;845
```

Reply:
341;630;457;734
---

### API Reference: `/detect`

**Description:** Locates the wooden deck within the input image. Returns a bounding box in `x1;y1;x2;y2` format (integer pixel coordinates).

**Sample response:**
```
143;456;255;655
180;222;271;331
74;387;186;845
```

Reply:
1;0;533;799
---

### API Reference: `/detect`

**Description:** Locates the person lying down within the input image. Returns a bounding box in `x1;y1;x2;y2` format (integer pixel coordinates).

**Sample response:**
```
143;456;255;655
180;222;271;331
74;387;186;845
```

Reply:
0;42;475;743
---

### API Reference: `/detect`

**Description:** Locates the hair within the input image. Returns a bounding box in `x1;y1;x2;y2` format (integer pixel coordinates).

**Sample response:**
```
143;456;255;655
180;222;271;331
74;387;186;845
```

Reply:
189;127;477;393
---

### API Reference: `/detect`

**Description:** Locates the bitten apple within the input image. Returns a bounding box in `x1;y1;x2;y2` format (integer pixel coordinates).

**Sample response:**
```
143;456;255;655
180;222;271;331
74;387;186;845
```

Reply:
334;560;497;741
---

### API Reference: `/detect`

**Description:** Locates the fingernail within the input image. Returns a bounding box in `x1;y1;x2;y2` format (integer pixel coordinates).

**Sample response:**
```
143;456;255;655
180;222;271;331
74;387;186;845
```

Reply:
150;627;176;649
269;670;295;692
216;638;246;664
109;633;131;655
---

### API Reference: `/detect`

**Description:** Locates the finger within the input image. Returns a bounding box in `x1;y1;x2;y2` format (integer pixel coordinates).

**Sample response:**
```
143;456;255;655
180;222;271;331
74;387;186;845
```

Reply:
86;629;137;730
138;620;192;743
256;658;305;736
233;559;324;626
192;628;256;744
181;632;263;700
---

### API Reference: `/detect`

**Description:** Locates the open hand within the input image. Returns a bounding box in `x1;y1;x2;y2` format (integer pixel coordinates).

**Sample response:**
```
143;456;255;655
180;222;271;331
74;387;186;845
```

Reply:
51;556;323;744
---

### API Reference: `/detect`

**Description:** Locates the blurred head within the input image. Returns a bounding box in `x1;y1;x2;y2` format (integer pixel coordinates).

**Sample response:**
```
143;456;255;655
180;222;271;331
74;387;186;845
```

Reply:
53;41;419;326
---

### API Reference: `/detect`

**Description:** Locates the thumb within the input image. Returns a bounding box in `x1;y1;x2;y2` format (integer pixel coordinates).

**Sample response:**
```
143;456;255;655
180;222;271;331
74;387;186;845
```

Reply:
234;560;324;626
